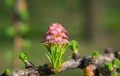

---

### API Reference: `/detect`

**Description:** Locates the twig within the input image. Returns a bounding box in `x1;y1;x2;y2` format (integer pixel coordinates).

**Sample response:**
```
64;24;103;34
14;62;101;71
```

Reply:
1;49;120;76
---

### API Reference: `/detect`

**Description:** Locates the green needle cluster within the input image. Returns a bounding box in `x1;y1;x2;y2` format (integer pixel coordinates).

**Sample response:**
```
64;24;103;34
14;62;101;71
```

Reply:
45;43;69;69
19;52;28;63
113;58;120;69
105;62;113;71
4;69;11;75
92;51;99;58
69;40;79;52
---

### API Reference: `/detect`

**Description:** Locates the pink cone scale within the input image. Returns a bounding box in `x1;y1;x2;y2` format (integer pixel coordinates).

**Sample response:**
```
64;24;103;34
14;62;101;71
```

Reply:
44;23;69;45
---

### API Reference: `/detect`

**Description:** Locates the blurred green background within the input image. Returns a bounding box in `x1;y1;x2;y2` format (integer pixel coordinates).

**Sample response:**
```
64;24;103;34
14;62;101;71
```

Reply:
0;0;120;76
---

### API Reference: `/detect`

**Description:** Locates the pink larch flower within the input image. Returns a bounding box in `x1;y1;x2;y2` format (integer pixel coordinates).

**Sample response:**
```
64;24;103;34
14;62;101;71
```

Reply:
44;23;69;45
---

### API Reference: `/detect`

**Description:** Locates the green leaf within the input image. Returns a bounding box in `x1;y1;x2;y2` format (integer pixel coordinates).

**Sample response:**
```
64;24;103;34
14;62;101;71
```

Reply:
46;54;52;63
105;62;113;71
69;40;79;52
19;52;28;63
42;43;51;52
44;43;67;69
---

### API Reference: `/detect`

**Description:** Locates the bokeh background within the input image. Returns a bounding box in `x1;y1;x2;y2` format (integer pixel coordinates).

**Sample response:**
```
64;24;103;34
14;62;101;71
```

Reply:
0;0;120;76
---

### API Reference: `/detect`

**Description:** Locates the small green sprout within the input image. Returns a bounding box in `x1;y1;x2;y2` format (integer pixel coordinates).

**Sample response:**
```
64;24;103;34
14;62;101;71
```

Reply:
92;51;99;58
69;40;79;52
113;58;120;69
19;52;28;63
4;69;11;75
105;62;113;71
